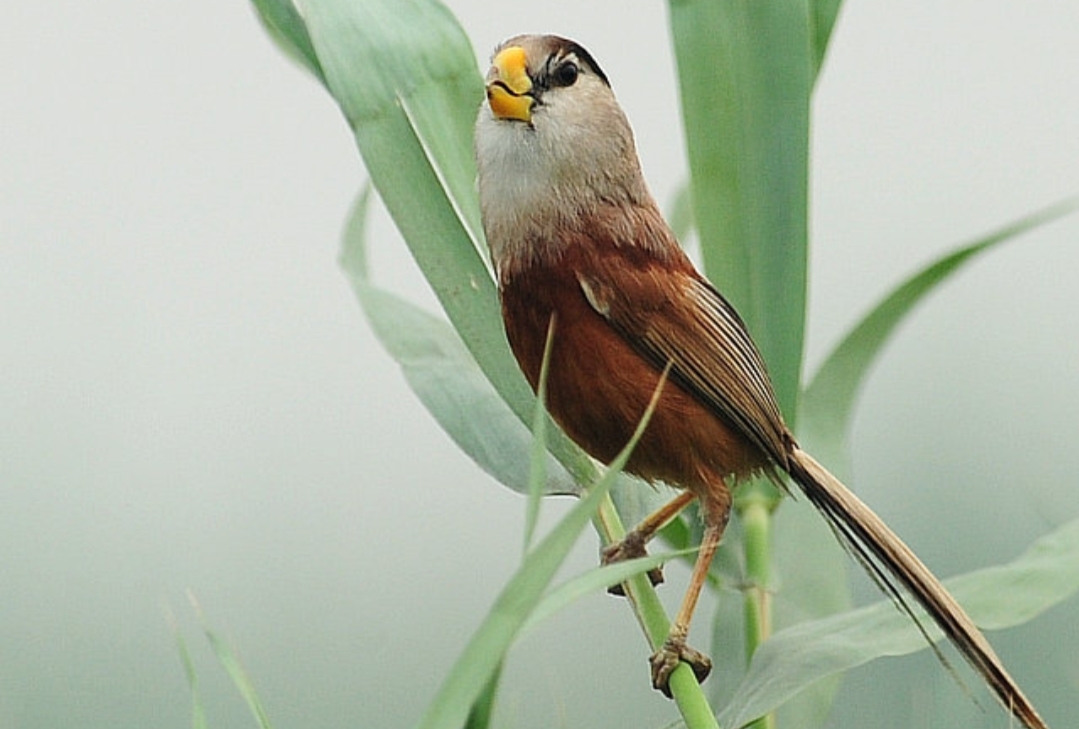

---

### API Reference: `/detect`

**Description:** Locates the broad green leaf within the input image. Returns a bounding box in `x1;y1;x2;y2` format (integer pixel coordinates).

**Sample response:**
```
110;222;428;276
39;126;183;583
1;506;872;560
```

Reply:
340;188;578;496
810;0;843;78
417;371;666;729
298;0;499;381
718;517;1079;729
249;0;324;81
802;198;1079;458
298;0;598;485
668;0;811;422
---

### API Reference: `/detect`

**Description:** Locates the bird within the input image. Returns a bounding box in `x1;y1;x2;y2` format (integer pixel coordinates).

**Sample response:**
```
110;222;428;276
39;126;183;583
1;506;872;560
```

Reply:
473;33;1048;728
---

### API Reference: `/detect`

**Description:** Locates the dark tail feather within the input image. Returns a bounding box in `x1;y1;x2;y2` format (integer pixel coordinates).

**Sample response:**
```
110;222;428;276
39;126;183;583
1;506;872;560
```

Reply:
785;446;1048;729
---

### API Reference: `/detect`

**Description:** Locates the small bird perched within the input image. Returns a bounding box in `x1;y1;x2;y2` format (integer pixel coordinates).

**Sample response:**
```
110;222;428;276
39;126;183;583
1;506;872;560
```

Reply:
474;33;1048;728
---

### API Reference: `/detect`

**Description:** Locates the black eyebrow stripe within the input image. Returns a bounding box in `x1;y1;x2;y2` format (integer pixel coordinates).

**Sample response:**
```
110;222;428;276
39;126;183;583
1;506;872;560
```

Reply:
547;37;610;87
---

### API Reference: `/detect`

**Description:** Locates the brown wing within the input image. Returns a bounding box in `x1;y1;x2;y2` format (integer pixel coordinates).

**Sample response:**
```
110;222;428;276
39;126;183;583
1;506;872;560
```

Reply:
577;251;791;468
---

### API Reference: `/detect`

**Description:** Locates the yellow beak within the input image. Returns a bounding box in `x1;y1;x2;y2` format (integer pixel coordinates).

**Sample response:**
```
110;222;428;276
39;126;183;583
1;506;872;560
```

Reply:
485;46;533;122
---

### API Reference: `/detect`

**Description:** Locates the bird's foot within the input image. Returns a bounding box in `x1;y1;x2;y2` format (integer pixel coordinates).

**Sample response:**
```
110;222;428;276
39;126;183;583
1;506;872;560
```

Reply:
650;637;712;698
601;532;664;596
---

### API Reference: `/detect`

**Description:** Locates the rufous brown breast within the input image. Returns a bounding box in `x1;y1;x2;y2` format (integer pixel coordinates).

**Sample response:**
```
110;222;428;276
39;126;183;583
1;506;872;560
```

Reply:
499;239;769;495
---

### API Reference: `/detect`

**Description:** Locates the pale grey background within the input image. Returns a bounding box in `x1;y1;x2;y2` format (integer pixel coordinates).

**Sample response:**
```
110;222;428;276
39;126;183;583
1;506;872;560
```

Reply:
2;1;1077;727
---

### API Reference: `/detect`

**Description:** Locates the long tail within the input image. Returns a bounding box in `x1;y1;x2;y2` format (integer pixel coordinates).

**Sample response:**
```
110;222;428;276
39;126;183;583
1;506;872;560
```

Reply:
785;446;1048;729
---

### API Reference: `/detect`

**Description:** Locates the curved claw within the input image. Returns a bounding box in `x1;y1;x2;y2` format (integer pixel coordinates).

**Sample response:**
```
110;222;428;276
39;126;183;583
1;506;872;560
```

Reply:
650;637;712;698
601;536;665;596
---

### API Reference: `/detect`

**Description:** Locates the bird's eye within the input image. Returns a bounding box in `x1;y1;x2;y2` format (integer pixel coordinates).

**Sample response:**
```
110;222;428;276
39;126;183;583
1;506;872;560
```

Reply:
551;61;579;88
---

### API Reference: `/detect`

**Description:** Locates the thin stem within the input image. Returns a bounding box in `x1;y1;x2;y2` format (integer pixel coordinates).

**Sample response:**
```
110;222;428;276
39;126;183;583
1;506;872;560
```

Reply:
594;494;720;729
740;495;774;729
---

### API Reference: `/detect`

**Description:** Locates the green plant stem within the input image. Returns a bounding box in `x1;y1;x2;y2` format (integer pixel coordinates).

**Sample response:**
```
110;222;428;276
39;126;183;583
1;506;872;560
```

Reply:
741;494;774;729
594;494;720;729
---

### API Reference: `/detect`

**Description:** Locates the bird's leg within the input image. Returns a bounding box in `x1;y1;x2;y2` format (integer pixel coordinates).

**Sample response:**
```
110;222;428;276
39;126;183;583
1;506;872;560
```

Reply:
602;489;697;595
650;480;731;697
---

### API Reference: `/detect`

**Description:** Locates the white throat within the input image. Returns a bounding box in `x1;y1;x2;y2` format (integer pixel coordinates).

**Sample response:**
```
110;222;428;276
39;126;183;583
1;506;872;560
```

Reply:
474;95;653;280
